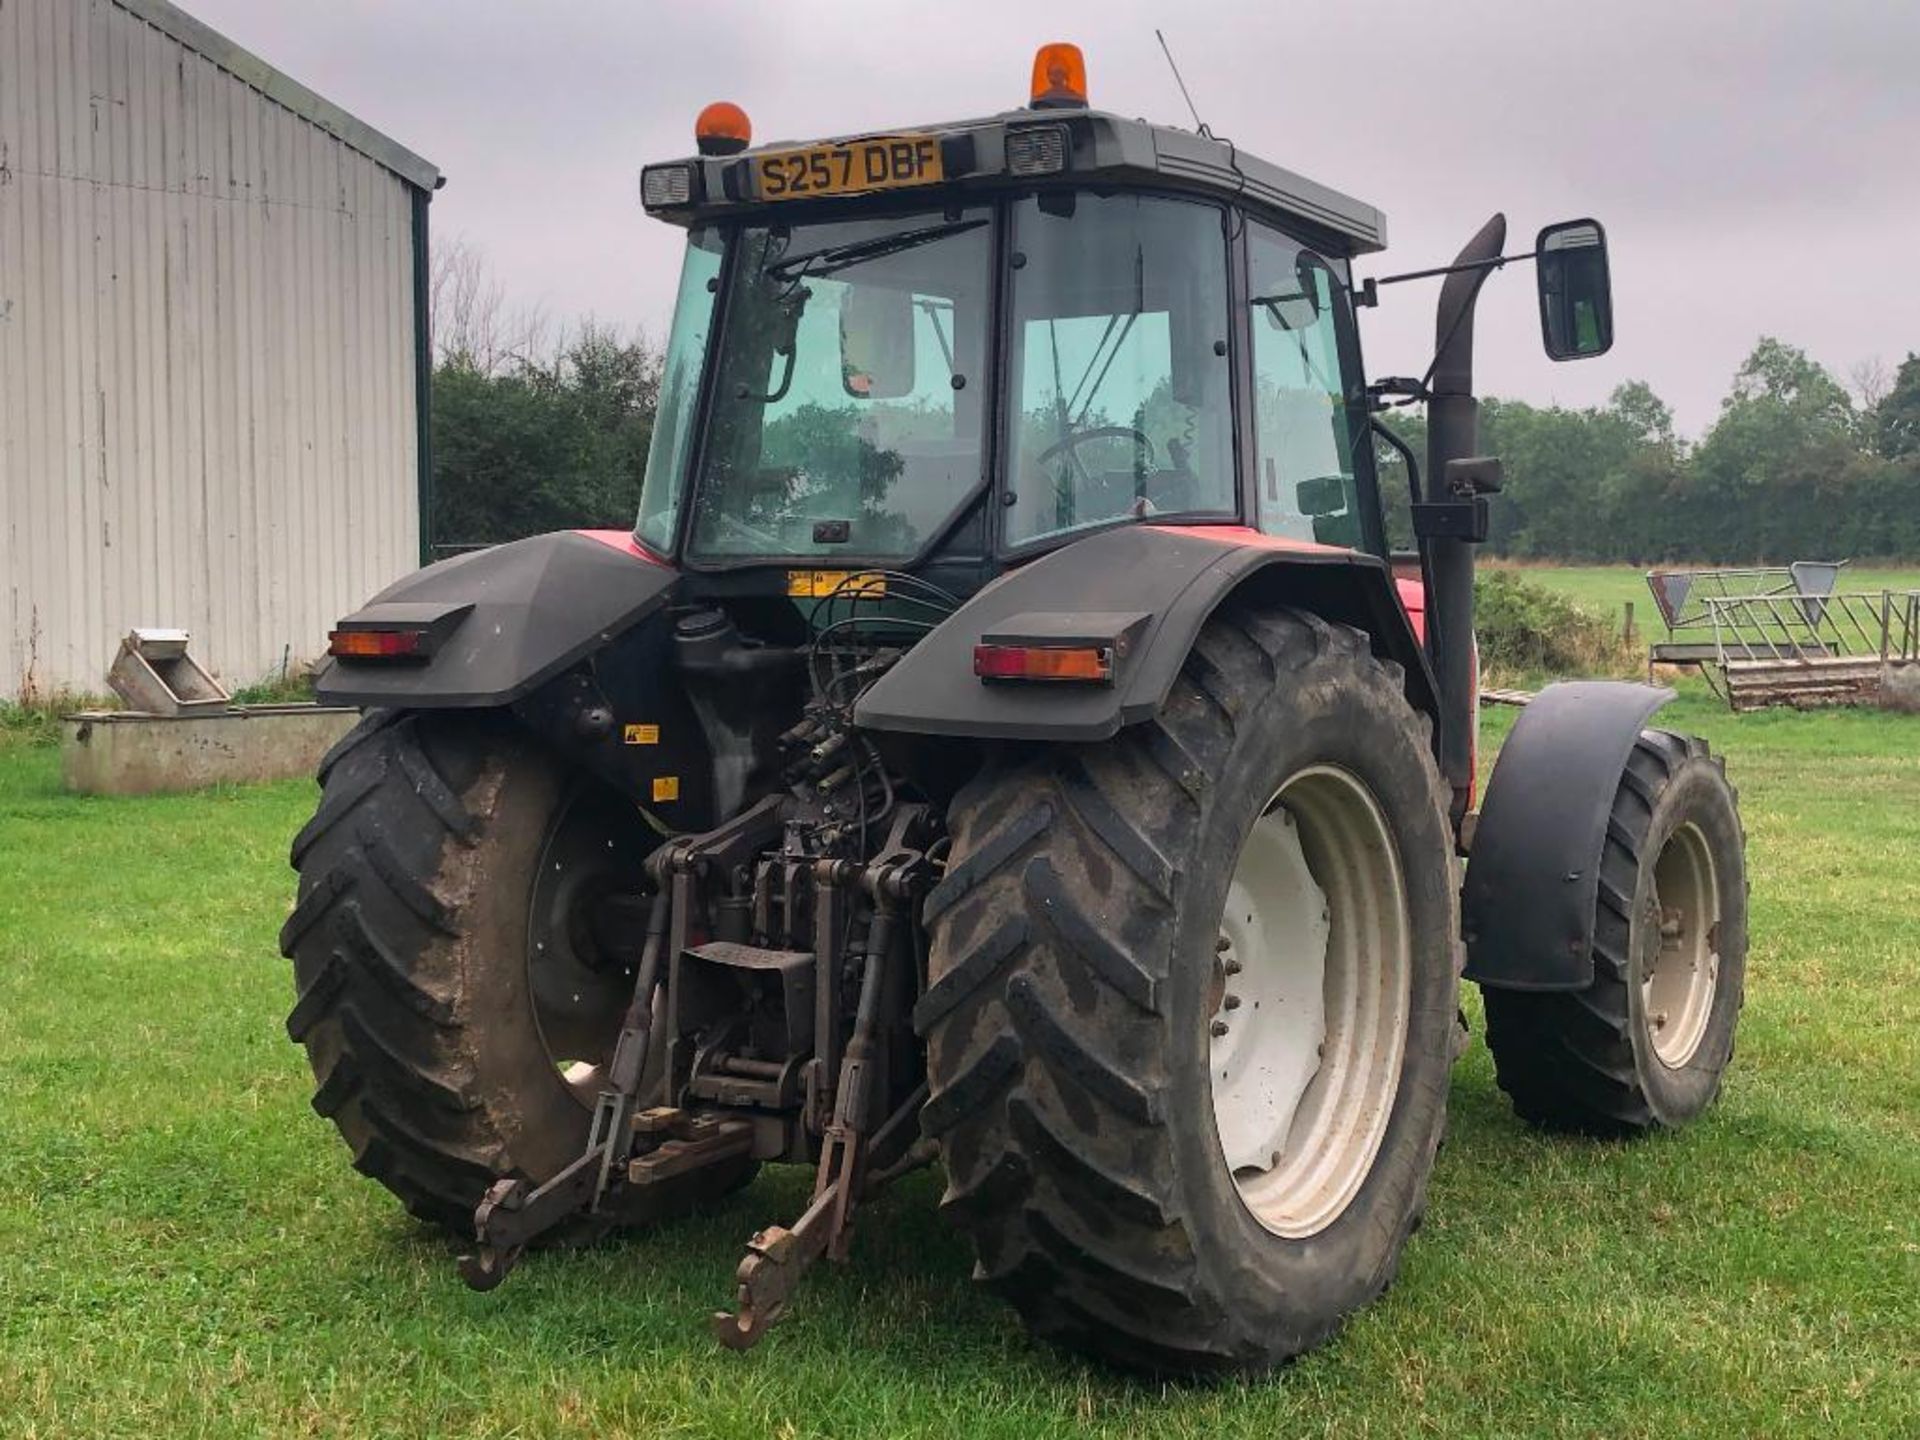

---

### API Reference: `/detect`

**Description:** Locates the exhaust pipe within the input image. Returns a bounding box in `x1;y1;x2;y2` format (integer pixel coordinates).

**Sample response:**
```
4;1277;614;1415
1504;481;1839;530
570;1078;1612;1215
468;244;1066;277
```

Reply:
1423;212;1506;823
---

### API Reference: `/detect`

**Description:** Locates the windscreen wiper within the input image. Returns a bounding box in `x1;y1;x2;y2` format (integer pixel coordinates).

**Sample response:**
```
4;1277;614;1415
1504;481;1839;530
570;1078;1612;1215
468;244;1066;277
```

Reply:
763;218;986;284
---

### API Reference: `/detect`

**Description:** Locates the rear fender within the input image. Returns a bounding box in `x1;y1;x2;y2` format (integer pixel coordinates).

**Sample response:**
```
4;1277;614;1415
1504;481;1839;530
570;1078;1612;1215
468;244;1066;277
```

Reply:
854;524;1436;743
314;530;677;707
1463;680;1673;991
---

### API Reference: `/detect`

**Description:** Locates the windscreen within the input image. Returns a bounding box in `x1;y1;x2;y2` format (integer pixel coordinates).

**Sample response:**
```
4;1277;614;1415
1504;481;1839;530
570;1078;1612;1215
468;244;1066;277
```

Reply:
687;207;993;560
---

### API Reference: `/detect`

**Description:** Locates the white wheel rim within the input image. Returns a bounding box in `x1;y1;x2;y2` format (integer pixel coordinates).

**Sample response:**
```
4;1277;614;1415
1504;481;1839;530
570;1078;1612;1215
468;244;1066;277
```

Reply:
1209;765;1412;1239
1644;821;1721;1068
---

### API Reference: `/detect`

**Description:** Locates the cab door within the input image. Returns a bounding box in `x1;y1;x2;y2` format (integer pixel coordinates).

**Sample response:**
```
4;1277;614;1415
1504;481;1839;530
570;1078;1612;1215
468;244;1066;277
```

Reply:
1244;222;1383;555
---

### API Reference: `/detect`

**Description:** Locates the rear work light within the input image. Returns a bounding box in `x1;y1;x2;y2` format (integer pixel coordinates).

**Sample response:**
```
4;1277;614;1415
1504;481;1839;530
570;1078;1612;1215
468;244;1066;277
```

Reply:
1005;125;1068;177
973;643;1113;684
328;628;426;661
641;163;695;210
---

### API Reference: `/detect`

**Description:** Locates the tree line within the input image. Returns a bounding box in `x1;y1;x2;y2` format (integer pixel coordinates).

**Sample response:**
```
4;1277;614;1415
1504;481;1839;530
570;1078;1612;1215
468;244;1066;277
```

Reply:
425;241;1920;563
1377;340;1920;563
425;241;662;549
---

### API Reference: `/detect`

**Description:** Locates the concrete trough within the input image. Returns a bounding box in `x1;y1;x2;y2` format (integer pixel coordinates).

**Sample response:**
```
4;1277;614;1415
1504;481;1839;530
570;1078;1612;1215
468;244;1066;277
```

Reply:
1882;661;1920;714
61;704;359;796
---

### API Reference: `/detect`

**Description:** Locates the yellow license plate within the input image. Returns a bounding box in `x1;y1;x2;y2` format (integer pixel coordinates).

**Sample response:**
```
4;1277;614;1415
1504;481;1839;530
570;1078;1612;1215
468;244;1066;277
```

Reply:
756;135;944;202
787;570;887;599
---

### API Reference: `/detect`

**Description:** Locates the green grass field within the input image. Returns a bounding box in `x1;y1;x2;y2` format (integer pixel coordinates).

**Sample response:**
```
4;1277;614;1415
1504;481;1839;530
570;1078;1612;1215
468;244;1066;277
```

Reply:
3;665;1917;1435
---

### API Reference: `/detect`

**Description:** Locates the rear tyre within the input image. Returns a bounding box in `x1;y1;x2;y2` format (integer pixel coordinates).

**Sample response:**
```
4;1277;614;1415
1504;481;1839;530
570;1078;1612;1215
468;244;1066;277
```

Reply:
919;607;1460;1375
280;709;752;1235
1481;731;1747;1135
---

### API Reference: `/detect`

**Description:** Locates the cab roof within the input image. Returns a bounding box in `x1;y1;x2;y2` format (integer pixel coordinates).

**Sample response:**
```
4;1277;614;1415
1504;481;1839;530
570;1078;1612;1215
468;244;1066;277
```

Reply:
642;107;1387;258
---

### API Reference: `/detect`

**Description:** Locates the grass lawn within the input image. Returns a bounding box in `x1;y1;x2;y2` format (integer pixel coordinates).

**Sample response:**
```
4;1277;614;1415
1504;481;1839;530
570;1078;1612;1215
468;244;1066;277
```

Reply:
2;689;1917;1438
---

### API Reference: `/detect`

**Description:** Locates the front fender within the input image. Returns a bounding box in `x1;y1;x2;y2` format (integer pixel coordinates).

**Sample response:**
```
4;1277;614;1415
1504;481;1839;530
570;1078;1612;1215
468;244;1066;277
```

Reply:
314;531;677;708
1463;680;1674;991
854;524;1434;742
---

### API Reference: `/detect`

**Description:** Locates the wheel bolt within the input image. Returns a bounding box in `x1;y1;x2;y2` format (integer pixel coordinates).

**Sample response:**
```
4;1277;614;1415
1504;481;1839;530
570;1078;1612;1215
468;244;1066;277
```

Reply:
1215;935;1232;953
1223;994;1242;1011
1223;959;1243;976
1210;1020;1230;1038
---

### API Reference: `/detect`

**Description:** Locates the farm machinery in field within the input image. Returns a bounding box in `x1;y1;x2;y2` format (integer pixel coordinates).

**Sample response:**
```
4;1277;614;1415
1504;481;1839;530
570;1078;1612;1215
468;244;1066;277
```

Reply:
282;44;1748;1373
1646;561;1920;709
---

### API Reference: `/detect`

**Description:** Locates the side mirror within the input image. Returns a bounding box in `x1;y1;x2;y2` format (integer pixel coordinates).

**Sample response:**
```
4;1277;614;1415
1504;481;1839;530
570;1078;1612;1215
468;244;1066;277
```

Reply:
1535;219;1613;361
1294;473;1349;516
840;287;917;399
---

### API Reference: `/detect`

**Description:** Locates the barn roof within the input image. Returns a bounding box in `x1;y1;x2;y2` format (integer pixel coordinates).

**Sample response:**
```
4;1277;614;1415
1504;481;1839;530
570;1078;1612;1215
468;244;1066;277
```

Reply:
115;0;441;192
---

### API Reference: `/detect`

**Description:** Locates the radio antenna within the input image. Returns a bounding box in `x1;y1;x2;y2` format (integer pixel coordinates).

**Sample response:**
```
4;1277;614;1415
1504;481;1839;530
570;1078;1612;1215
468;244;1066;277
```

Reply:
1155;29;1211;137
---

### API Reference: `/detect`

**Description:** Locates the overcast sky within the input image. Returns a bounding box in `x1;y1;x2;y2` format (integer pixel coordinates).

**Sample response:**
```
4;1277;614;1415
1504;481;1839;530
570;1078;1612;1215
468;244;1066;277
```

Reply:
191;0;1920;437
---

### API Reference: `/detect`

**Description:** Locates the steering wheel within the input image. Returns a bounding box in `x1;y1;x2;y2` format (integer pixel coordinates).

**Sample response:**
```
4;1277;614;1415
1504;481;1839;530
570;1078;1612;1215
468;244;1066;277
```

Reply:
1038;425;1158;479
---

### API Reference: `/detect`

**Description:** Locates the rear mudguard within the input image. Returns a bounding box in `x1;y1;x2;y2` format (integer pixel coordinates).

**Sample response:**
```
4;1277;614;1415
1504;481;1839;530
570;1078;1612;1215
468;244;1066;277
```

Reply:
1462;680;1673;991
314;530;717;828
854;524;1436;742
313;531;676;708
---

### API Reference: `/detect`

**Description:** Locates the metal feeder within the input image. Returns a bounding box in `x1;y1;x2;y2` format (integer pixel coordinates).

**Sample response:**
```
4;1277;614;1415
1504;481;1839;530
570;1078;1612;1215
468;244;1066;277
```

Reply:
106;628;230;716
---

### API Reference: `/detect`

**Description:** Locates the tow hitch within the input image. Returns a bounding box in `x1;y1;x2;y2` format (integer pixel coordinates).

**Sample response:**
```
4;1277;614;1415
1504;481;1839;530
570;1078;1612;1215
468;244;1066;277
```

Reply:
458;803;937;1349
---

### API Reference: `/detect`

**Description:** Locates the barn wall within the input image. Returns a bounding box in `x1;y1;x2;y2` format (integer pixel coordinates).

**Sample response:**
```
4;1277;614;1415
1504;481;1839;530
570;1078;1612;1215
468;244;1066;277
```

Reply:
0;0;426;699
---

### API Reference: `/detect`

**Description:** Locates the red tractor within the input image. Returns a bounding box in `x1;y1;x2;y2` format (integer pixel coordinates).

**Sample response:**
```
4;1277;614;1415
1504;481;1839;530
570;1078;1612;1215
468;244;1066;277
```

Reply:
283;44;1746;1374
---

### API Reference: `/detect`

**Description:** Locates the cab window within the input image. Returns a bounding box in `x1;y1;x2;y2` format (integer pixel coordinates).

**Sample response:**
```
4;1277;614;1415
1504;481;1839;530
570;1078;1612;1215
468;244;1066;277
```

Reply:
1004;194;1235;547
688;209;992;560
636;226;723;553
1248;224;1364;548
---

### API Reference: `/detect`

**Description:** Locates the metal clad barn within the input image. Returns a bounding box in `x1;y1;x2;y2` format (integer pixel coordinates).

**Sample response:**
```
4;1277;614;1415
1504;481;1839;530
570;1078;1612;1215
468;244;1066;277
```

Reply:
0;0;438;699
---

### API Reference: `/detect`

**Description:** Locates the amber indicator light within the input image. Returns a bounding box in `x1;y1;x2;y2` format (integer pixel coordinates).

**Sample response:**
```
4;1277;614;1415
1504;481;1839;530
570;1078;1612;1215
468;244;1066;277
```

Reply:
973;643;1112;683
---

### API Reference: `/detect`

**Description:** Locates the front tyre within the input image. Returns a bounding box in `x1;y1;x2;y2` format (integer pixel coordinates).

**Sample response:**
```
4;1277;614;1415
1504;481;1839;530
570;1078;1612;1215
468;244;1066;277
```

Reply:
919;608;1460;1375
1482;732;1747;1134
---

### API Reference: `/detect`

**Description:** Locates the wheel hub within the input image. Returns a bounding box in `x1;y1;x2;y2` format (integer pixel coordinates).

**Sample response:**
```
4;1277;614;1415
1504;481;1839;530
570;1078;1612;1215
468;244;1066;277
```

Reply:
1209;765;1412;1239
526;787;656;1105
1210;810;1328;1177
1643;820;1720;1068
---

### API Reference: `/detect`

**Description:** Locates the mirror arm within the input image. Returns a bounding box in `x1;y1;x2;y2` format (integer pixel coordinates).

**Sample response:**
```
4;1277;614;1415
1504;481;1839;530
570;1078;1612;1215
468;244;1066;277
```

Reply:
1361;250;1538;298
1367;375;1430;409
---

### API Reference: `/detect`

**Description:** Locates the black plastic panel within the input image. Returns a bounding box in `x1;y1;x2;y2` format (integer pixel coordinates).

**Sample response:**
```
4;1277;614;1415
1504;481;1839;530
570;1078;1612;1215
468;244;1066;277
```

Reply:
314;532;679;707
1463;681;1673;991
853;525;1432;742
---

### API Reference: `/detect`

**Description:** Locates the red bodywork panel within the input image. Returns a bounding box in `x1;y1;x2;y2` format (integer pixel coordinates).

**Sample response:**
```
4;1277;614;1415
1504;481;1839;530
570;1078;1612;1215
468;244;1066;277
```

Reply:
576;529;666;564
585;520;1428;649
1147;523;1336;557
1146;524;1429;646
1395;576;1427;646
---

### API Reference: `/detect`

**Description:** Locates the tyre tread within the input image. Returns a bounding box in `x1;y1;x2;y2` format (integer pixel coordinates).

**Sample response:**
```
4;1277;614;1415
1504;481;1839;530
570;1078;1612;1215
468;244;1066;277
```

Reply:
923;603;1451;1375
1483;729;1743;1136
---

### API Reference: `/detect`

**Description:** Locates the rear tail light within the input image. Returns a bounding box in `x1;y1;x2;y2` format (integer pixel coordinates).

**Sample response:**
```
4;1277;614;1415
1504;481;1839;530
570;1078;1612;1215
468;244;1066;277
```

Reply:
328;628;427;661
973;643;1113;683
325;602;469;664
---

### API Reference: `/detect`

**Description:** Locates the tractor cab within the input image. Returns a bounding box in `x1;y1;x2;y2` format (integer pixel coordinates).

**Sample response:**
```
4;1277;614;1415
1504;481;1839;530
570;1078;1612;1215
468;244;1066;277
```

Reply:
631;46;1392;594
